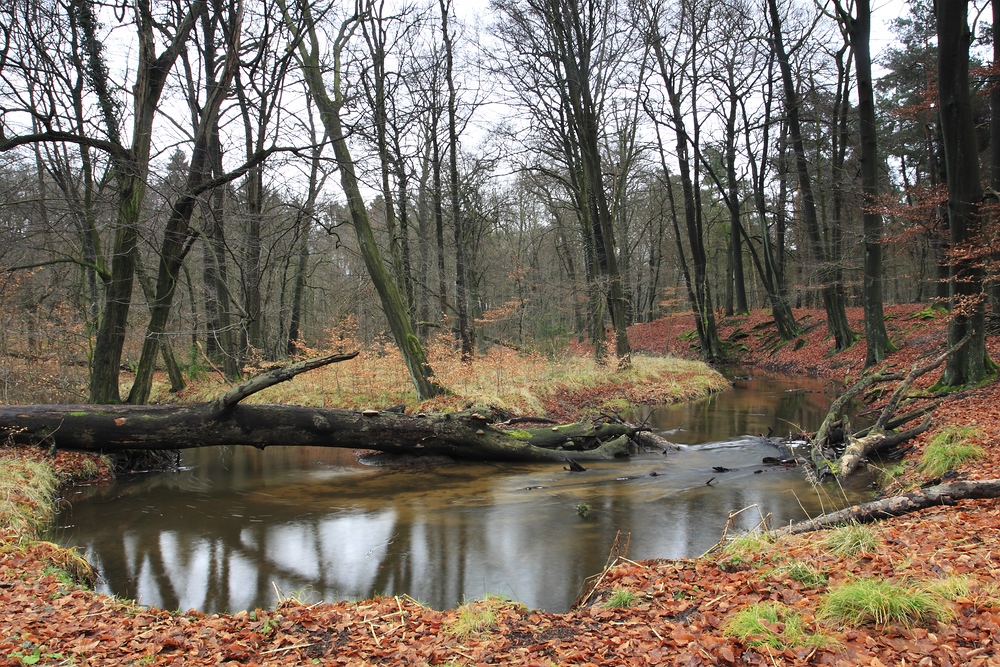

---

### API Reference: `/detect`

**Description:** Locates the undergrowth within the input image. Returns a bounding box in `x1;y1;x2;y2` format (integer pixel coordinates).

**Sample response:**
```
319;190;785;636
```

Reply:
0;456;57;539
149;321;728;417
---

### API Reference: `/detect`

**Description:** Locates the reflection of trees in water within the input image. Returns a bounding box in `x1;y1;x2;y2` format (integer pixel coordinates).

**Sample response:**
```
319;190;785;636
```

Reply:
58;374;864;614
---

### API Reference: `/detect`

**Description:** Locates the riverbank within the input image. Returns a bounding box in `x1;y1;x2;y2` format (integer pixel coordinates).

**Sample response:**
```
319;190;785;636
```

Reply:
3;307;1000;665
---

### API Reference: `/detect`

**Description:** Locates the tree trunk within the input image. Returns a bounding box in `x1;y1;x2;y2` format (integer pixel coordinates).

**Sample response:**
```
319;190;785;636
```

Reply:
936;0;997;387
283;3;443;400
1;352;656;463
844;0;893;367
767;0;856;353
775;479;1000;536
440;0;473;360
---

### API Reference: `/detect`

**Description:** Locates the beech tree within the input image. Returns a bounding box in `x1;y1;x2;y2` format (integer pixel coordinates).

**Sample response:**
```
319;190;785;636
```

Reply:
830;0;893;367
935;0;996;386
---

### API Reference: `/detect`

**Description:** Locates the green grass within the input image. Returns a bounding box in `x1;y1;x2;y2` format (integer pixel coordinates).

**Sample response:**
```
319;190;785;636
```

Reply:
719;531;774;569
724;601;835;649
603;588;639;609
722;531;774;558
916;426;986;478
923;575;1000;609
822;524;879;557
448;595;521;638
819;579;952;627
0;456;58;539
775;560;828;587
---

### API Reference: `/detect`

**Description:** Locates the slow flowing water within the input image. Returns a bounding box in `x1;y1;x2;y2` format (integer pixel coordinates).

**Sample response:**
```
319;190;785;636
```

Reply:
51;370;872;614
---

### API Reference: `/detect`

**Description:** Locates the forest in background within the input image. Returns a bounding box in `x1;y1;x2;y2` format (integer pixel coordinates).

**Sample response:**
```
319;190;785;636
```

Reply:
0;0;997;405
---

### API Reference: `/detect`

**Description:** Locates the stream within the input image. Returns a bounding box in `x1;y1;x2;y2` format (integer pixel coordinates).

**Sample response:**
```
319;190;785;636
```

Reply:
50;370;874;614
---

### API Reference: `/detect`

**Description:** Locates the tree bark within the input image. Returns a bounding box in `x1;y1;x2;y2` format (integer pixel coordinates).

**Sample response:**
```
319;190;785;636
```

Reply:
440;0;473;361
0;404;647;462
841;0;893;367
281;1;444;400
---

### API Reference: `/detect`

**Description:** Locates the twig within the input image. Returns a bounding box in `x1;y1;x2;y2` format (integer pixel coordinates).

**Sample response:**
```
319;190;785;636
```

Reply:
260;643;315;655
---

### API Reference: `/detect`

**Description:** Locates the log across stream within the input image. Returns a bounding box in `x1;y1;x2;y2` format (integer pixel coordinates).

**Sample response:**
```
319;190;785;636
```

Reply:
49;371;875;614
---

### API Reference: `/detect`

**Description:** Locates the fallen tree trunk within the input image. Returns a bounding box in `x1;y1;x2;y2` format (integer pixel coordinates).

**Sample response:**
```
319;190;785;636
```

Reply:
0;352;657;463
774;478;1000;535
807;337;966;479
0;403;647;461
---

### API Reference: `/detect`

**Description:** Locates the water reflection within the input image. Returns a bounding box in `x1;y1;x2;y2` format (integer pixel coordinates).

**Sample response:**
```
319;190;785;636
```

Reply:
52;371;870;614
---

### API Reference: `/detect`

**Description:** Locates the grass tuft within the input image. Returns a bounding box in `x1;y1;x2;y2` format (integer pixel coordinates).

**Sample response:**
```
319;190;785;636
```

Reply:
916;426;986;478
775;560;828;587
448;595;521;638
923;575;1000;609
819;579;952;627
724;601;835;649
603;588;639;609
721;531;774;558
822;524;879;557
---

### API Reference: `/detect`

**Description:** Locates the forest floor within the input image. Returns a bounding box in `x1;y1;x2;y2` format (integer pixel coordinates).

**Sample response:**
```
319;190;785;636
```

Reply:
3;305;1000;666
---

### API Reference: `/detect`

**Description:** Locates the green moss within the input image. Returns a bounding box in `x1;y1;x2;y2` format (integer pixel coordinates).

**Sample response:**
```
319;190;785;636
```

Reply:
908;305;947;320
507;429;533;441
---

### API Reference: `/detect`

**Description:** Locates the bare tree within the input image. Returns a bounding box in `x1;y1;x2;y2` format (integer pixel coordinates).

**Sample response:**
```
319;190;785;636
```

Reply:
767;0;856;352
640;0;722;361
0;0;205;402
279;0;444;399
491;0;632;368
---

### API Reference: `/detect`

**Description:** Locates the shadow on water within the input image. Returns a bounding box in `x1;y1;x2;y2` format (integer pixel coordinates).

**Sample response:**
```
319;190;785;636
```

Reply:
51;370;873;614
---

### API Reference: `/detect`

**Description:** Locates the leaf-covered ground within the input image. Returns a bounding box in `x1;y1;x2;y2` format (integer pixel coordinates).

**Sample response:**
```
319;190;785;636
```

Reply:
3;306;1000;666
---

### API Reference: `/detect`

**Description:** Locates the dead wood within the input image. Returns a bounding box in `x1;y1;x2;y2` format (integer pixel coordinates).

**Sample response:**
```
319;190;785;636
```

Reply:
0;352;655;463
809;336;969;479
774;478;1000;535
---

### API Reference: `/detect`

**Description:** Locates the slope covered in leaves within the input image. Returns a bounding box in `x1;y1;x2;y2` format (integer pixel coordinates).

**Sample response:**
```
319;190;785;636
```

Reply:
3;306;1000;666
